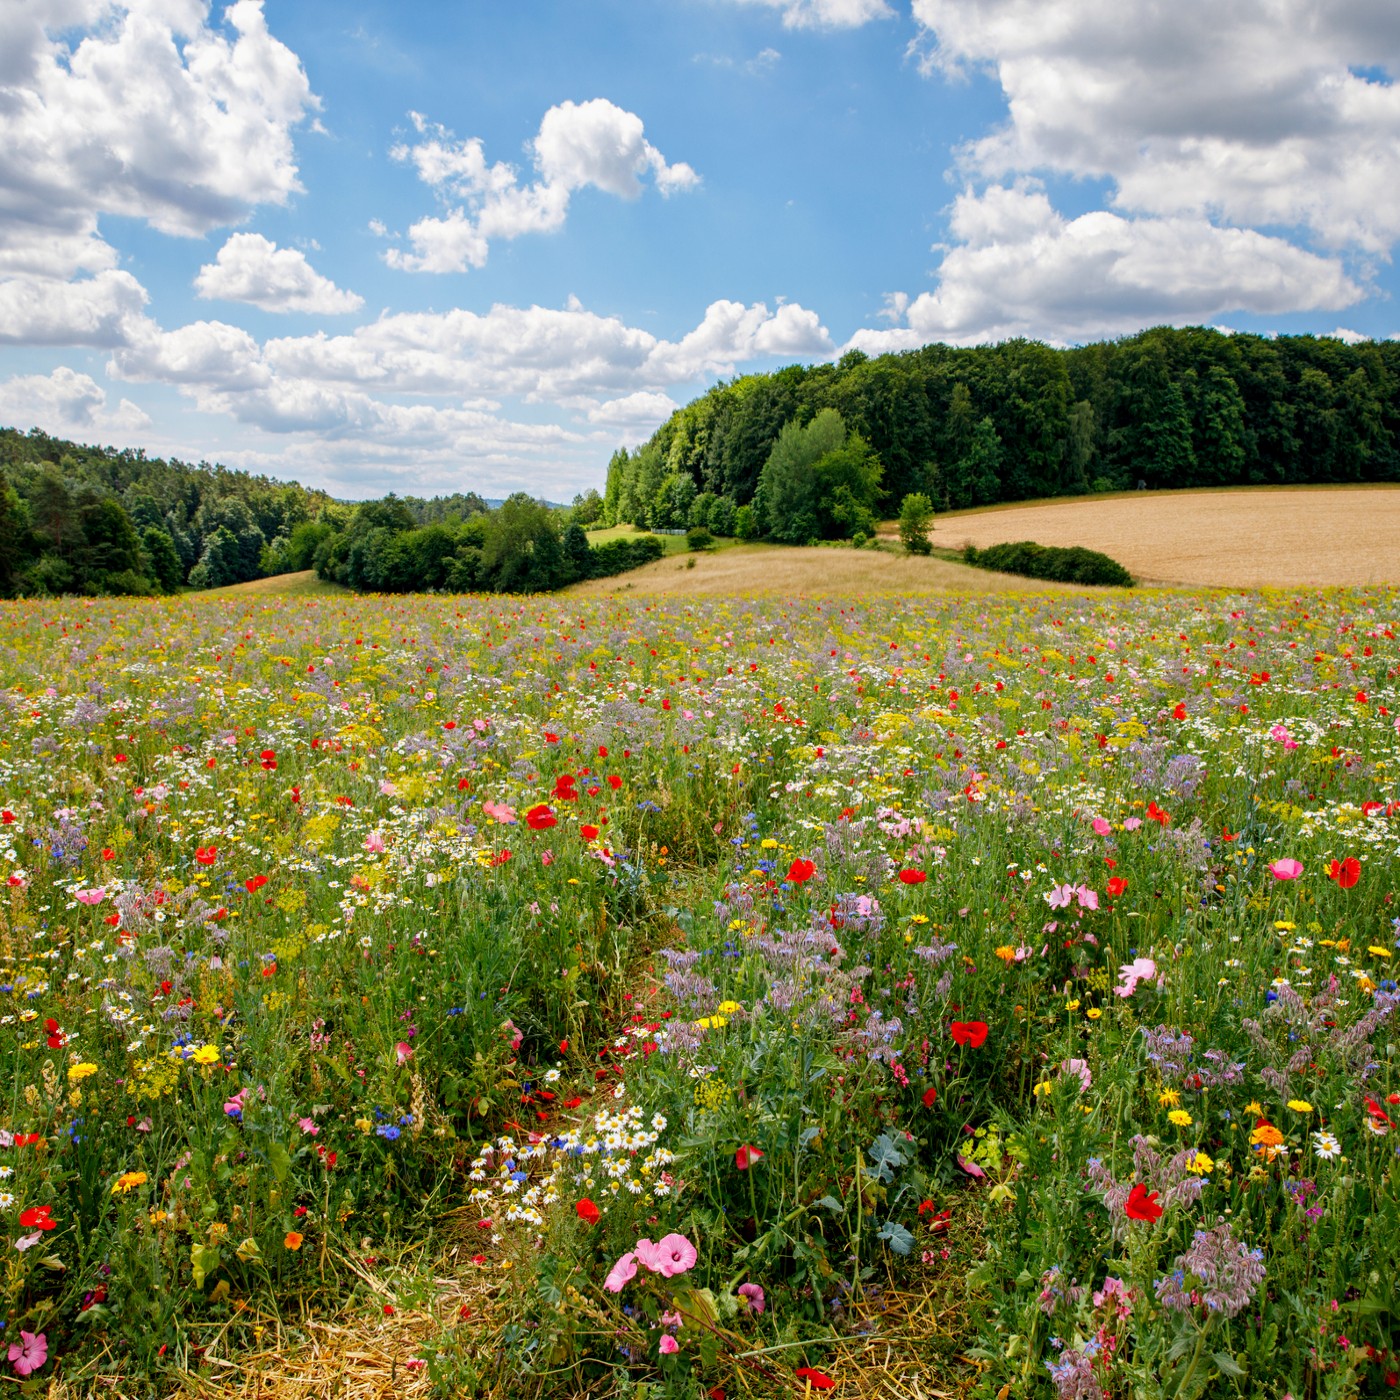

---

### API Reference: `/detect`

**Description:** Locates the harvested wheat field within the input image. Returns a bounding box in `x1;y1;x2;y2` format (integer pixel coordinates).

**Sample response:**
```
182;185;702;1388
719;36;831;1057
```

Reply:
935;485;1400;588
566;542;1081;597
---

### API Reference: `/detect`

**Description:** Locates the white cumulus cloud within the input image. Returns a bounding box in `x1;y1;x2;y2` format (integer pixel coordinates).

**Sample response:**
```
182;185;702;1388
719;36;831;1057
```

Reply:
0;0;318;284
0;270;149;348
0;366;151;438
383;100;699;274
912;0;1400;253
847;185;1362;350
195;233;363;314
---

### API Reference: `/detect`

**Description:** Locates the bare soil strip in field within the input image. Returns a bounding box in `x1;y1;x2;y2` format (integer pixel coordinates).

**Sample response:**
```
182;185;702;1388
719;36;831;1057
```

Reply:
932;485;1400;588
566;543;1083;597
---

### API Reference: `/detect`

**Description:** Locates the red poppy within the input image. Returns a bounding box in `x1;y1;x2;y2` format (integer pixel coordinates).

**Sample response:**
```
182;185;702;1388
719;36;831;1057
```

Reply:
735;1145;764;1170
1326;856;1361;889
921;1086;938;1108
525;804;558;831
1365;1097;1392;1125
794;1368;834;1390
0;810;14;824
1124;1183;1163;1222
606;774;622;790
580;824;600;841
950;1020;989;1048
787;858;816;884
574;1198;601;1225
14;1134;43;1148
1172;702;1187;720
1146;801;1170;826
897;869;927;885
244;874;268;893
101;848;115;860
19;1205;56;1231
195;846;217;865
553;774;578;801
1106;876;1128;899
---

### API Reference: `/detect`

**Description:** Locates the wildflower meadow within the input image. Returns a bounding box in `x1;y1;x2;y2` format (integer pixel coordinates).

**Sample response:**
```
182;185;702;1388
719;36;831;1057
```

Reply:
0;586;1397;1398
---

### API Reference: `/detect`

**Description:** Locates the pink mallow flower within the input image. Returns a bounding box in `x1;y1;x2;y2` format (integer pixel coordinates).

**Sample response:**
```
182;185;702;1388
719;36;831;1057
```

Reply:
395;1041;414;1065
1270;724;1299;751
1115;957;1158;998
1091;818;1112;836
658;1334;679;1355
738;1283;766;1314
636;1234;698;1277
8;1330;47;1377
604;1252;638;1293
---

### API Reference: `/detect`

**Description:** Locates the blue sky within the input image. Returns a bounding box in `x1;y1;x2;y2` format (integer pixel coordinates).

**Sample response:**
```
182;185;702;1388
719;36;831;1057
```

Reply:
1;0;1397;499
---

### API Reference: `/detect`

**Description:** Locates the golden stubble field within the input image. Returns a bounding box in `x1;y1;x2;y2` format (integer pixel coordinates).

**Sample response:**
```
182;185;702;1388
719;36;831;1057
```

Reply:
935;485;1400;588
565;543;1082;598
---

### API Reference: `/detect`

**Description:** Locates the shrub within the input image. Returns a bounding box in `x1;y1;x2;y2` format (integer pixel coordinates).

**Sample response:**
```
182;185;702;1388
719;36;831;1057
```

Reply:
685;526;714;552
898;492;935;555
963;540;1134;586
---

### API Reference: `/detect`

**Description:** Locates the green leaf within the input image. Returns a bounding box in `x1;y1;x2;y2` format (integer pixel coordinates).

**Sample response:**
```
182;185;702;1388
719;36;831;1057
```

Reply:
268;1140;292;1184
877;1220;915;1255
815;1195;844;1214
1212;1351;1246;1379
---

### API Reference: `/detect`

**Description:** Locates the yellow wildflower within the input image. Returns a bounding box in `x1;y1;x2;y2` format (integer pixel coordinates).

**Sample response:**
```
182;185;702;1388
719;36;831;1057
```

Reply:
67;1062;99;1082
112;1170;148;1194
1158;1089;1181;1107
1168;1109;1193;1127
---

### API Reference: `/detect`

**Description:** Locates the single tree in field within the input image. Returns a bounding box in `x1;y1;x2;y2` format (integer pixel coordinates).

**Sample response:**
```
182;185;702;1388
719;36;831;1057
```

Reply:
898;493;934;554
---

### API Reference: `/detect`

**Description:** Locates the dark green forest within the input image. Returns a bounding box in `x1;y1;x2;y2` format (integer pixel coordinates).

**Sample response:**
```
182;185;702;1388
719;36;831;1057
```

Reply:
602;325;1400;539
0;427;338;599
0;425;634;598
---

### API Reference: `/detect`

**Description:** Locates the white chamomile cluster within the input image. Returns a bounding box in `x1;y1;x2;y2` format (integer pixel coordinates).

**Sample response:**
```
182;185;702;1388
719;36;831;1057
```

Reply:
466;1105;675;1234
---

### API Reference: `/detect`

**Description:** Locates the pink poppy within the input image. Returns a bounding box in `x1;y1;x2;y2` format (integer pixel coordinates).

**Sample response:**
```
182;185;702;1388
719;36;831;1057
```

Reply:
1269;858;1304;880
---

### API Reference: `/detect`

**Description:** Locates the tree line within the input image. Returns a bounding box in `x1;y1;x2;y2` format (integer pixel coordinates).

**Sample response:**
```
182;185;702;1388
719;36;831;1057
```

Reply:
0;427;337;598
601;326;1400;540
309;490;658;594
0;424;635;598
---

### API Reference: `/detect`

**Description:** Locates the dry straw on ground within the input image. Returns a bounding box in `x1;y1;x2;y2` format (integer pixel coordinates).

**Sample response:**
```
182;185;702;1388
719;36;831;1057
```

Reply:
935;484;1400;589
